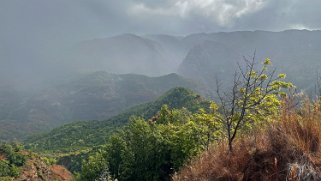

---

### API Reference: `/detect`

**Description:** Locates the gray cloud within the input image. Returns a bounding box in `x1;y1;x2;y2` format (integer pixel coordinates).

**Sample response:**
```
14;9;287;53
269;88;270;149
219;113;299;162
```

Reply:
126;0;321;33
1;0;320;42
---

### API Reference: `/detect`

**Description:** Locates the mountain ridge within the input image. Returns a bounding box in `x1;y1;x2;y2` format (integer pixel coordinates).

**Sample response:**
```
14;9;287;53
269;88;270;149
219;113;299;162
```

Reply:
26;87;211;152
0;72;204;141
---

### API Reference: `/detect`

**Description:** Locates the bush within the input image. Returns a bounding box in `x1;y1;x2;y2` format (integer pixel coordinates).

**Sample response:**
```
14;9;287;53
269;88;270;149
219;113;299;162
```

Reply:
0;160;12;176
0;160;19;177
0;143;26;177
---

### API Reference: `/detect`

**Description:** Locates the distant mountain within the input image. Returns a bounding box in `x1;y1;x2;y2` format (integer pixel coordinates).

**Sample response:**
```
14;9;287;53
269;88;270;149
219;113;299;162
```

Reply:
178;40;239;90
144;34;188;71
2;30;321;93
0;72;204;141
3;29;321;141
68;34;183;76
63;30;321;92
26;87;211;152
178;30;321;91
69;30;321;92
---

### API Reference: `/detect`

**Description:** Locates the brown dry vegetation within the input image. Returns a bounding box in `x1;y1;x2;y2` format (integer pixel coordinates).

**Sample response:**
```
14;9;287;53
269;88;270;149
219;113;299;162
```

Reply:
49;165;73;181
0;153;5;160
16;154;73;181
173;99;321;181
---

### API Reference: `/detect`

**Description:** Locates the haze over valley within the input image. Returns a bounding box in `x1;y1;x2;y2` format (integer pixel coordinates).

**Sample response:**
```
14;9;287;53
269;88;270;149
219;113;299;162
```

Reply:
2;0;321;180
2;30;321;141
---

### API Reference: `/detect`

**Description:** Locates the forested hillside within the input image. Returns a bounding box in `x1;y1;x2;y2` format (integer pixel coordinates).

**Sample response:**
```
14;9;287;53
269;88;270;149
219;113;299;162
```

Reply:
6;58;321;181
2;30;321;142
26;87;210;152
0;72;204;141
2;0;321;180
23;87;211;178
62;58;301;181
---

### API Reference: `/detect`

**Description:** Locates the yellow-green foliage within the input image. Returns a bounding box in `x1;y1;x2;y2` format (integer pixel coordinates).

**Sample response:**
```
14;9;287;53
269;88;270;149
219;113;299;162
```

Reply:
0;176;14;181
216;58;293;151
174;98;321;181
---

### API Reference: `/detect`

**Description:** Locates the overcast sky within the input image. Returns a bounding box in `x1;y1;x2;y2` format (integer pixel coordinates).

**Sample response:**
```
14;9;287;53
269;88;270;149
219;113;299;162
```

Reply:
1;0;321;88
1;0;321;41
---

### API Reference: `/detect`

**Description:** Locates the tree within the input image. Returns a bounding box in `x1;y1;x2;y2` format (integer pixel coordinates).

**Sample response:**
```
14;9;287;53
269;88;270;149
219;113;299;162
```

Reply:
80;150;108;181
0;143;25;177
216;56;293;152
82;107;207;181
193;102;222;150
106;134;126;180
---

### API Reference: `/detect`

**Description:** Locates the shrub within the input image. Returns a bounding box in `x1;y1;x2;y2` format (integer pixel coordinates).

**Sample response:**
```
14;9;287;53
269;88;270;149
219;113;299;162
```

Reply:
0;143;26;177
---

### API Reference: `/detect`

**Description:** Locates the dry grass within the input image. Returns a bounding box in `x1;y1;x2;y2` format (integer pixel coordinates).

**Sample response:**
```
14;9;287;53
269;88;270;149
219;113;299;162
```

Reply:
173;100;321;181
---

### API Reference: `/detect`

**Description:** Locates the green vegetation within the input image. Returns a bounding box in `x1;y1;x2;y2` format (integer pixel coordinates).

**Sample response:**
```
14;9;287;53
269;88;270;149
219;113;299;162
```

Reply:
79;107;208;180
76;58;293;180
26;87;210;153
0;143;26;178
215;58;293;151
1;72;203;141
174;99;321;181
22;57;298;180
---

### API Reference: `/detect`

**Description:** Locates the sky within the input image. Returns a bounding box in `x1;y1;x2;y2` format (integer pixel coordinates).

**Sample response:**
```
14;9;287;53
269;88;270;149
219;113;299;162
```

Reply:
1;0;321;89
1;0;321;40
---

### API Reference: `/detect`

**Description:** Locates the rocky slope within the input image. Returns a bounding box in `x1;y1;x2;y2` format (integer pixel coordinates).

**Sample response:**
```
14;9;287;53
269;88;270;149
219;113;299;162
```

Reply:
16;156;72;181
